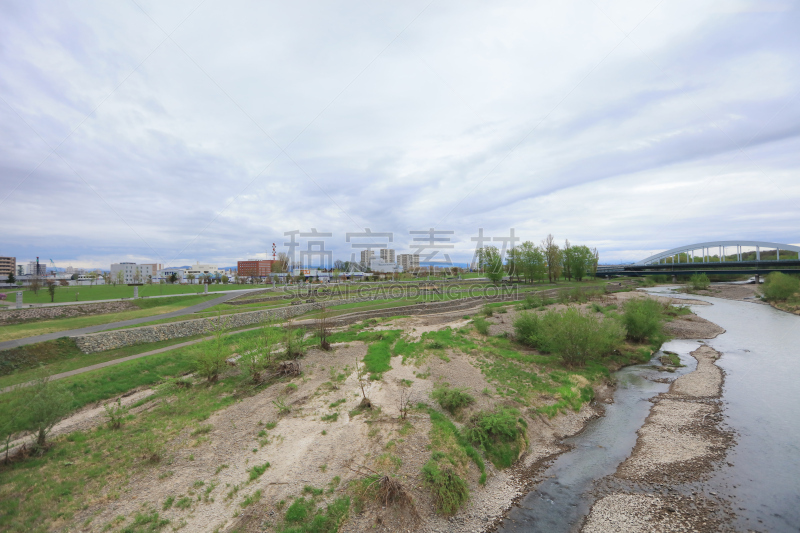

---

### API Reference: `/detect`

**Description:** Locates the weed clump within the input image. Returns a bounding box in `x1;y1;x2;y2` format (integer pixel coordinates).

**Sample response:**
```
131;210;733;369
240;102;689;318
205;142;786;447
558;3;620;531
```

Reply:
421;460;469;515
472;317;490;335
430;385;475;415
280;495;350;532
465;408;527;468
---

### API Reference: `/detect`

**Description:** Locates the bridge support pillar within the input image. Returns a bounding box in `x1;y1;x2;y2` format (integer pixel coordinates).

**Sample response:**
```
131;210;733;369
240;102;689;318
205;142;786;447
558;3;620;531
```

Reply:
672;274;677;283
754;274;760;284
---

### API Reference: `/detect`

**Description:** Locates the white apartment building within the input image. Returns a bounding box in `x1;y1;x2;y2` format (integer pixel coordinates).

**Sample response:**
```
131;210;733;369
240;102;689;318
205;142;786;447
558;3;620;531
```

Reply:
397;254;420;271
379;249;396;263
110;262;162;284
360;250;376;263
368;258;401;274
156;263;224;283
184;263;224;282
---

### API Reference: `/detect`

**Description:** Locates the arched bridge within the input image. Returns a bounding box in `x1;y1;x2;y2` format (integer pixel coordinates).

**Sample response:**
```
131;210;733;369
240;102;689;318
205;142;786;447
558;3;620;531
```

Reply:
598;240;800;277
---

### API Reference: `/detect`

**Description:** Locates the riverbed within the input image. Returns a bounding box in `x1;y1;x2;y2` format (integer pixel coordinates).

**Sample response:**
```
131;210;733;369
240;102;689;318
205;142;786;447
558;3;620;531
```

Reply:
497;286;800;532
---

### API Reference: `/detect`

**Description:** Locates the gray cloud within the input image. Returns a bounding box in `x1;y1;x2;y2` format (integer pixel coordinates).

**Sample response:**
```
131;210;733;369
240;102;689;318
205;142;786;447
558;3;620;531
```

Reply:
1;0;798;268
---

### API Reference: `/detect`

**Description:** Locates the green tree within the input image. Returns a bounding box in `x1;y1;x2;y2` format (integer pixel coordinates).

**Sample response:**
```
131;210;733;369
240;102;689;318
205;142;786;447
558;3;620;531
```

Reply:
542;234;561;283
197;313;232;382
517;241;546;283
21;375;74;449
45;279;57;302
569;245;596;281
562;240;574;281
168;273;178;284
7;272;15;284
477;246;504;284
187;273;196;284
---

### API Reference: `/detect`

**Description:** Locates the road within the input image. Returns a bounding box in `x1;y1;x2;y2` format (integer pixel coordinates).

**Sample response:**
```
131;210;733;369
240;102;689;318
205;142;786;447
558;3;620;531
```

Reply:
0;290;256;351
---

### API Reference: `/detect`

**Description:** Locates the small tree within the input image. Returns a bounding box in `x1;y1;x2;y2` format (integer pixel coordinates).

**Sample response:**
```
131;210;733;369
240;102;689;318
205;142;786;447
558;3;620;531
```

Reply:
116;270;124;286
317;305;331;350
221;274;229;284
187;273;196;284
45;279;57;302
168;273;178;284
1;385;23;464
196;313;231;382
30;275;41;295
7;272;15;284
22;375;74;449
241;320;278;383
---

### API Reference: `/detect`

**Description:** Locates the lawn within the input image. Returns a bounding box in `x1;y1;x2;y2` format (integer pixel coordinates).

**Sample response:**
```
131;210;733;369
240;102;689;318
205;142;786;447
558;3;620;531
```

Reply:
0;336;209;390
0;295;211;343
2;283;266;304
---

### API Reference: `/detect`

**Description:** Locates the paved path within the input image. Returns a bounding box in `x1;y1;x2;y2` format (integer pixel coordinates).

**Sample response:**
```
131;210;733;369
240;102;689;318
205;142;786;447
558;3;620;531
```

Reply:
0;290;258;351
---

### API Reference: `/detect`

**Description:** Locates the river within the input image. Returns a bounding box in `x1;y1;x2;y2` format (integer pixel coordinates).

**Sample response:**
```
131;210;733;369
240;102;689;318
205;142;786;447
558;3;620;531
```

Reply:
497;287;800;533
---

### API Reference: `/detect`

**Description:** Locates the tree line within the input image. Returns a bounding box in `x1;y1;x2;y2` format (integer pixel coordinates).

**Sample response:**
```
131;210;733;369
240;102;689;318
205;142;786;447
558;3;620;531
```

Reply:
476;234;599;284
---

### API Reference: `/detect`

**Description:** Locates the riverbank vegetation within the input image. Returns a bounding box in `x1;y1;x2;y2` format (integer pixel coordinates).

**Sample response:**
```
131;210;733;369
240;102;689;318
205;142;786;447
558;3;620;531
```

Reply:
1;287;678;531
761;272;800;313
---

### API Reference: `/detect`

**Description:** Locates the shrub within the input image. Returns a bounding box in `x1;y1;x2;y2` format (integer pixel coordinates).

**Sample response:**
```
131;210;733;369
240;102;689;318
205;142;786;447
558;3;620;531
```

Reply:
514;308;624;367
421;460;469;515
103;398;129;430
472;317;490;335
761;272;800;302
520;294;542;309
689;273;710;290
481;305;494;317
430;386;475;414
465;408;526;468
621;298;663;342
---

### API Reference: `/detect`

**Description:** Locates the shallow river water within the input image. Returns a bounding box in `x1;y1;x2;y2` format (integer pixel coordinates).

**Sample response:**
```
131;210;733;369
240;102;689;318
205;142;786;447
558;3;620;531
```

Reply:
498;287;800;533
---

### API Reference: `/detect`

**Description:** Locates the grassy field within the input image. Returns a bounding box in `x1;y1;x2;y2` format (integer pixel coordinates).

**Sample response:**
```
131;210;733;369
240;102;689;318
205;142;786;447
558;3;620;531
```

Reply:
2;283;263;304
0;336;210;390
0;295;212;343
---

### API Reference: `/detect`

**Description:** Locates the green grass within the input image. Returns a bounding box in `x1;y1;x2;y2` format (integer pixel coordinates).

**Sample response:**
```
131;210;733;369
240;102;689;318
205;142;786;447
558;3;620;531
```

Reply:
3;283;254;304
0;335;212;389
0;372;246;532
0;295;211;343
278;496;350;533
248;462;271;481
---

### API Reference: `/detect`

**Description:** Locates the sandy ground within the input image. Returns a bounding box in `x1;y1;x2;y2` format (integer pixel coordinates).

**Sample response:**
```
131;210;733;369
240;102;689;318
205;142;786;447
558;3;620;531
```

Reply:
684;283;765;303
663;315;725;339
583;345;736;532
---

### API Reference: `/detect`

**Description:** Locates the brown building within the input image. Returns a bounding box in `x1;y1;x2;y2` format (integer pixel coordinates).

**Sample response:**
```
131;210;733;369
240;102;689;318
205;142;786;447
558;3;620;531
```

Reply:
237;260;275;277
0;256;15;278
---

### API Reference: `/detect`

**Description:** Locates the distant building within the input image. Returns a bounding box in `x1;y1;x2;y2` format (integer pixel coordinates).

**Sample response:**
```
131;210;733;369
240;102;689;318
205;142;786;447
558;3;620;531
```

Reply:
184;262;224;282
368;258;400;274
110;262;162;284
397;254;420;272
25;261;46;277
0;256;15;278
360;250;376;263
237;259;275;278
157;268;186;283
379;249;396;263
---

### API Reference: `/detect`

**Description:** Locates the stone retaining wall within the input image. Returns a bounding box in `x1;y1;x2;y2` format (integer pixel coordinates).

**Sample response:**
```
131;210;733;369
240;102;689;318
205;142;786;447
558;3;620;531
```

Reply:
0;301;139;324
71;296;377;354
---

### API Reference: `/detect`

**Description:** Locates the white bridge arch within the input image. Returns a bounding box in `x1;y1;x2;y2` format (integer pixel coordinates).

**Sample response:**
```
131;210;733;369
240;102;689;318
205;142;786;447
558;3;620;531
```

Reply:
636;241;800;265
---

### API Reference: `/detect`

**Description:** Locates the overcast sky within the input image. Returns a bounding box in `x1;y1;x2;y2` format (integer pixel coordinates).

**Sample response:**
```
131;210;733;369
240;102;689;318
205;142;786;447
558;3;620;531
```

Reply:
1;0;798;269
